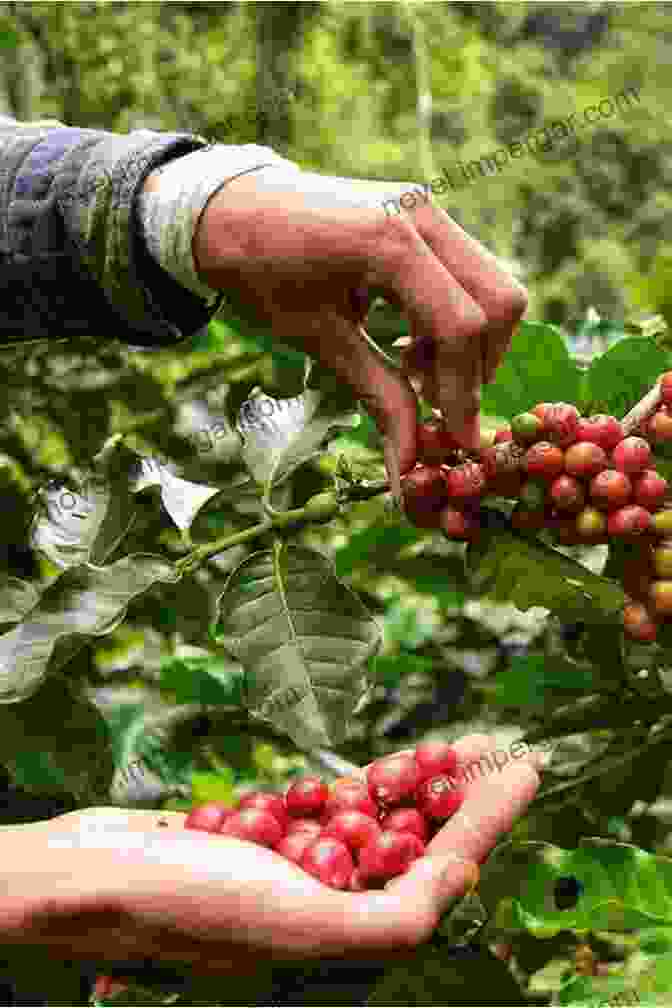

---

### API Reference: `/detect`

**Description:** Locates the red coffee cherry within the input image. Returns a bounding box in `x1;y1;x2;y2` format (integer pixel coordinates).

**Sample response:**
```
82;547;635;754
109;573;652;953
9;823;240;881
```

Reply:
379;807;430;844
648;407;672;443
300;837;354;890
184;801;234;834
441;506;480;541
443;461;487;501
416;774;465;820
358;830;425;883
321;810;381;854
524;442;565;480
543;403;580;448
606;505;652;539
633;470;669;512
275;830;318;865
323;782;378;821
612;437;652;474
650;580;672;616
575;506;607;541
575;415;624;452
494;425;513;443
623;603;658;641
285;818;323;840
285;776;329;818
660;372;672;405
549;475;585;513
367;753;419;808
564;442;608;479
401;466;449;527
417;421;460;465
510;412;543;444
219;808;284;848
589;469;632;511
414;740;459;781
531;403;553;424
238;791;288;831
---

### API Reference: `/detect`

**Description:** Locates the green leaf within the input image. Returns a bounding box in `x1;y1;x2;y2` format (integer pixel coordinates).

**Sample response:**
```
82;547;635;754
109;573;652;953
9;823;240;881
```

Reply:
584;336;669;416
0;554;180;703
370;653;436;687
467;527;626;624
0;576;40;625
159;655;246;707
495;653;594;710
212;542;381;748
480;321;582;420
191;768;235;805
334;522;423;576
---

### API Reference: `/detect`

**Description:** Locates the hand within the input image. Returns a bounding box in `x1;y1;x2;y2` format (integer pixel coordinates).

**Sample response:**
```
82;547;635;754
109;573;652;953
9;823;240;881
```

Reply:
0;735;541;980
191;168;528;481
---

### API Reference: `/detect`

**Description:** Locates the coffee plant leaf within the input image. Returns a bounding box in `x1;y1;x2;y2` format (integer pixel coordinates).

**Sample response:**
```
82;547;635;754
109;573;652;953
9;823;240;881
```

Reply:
334;522;424;576
468;528;626;624
0;576;40;625
237;387;359;491
0;555;180;703
0;676;113;801
480;321;582;420
212;542;381;748
159;655;246;708
478;839;672;940
30;474;118;570
125;453;220;532
583;335;669;416
494;653;594;710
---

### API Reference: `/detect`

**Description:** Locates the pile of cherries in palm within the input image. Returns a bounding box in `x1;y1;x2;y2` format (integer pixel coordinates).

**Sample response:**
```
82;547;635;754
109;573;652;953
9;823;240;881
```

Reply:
184;743;464;890
401;374;672;644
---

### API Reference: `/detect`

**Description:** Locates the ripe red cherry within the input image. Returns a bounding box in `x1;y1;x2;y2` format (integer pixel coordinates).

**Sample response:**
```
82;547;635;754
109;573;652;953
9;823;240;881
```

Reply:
321;810;381;853
524;442;564;480
401;466;449;527
543;403;580;448
416;774;465;820
589;469;632;511
660;372;672;405
564;442;608;479
323;782;378;820
286;818;323;841
238;791;288;831
380;807;429;844
184;801;234;834
650;580;672;616
494;425;513;443
285;776;329;818
219;808;284;848
606;505;652;539
441;506;480;541
367;753;419;807
358;830;425;883
417;421;460;465
575;415;624;451
414;740;459;782
575;506;607;541
648;407;672;443
275;830;319;865
633;470;669;512
300;837;354;889
443;461;487;501
549;475;585;512
612;437;652;475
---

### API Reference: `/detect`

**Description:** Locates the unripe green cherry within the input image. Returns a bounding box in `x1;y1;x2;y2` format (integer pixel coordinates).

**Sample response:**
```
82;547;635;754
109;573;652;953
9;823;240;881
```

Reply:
303;491;340;522
653;545;672;578
652;508;672;536
576;506;606;540
519;479;546;511
511;412;542;444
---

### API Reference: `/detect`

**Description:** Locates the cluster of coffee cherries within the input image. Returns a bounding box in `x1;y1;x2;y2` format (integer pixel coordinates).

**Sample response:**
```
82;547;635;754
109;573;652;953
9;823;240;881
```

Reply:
401;376;672;644
184;743;464;891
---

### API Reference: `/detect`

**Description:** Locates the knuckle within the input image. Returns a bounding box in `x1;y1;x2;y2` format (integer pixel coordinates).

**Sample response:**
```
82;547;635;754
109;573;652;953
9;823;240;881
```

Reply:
450;304;488;343
487;282;528;328
374;213;420;264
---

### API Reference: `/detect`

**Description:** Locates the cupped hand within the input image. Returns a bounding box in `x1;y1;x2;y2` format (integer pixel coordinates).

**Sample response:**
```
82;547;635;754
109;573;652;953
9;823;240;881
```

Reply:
0;735;541;979
191;167;527;481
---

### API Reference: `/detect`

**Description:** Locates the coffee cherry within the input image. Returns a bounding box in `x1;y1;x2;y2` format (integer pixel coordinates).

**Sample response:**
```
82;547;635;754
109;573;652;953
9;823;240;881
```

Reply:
549;475;585;513
285;776;329;818
576;414;624;452
441;506;480;541
623;603;657;641
511;504;547;532
650;580;672;616
589;469;632;511
275;830;319;865
511;412;543;444
238;791;289;831
358;830;425;883
349;868;368;891
531;403;552;424
401;465;449;527
648;407;672;443
612;437;652;474
653;544;672;578
543;403;580;448
286;818;323;840
482;442;525;481
607;505;652;539
219;808;284;848
321;810;381;853
184;801;234;834
379;807;430;844
494;425;513;443
575;507;607;540
367;753;419;807
416;774;465;820
414;740;459;781
323;782;378;820
652;507;672;536
300;837;354;890
519;480;547;511
660;372;672;405
564;442;608;479
633;470;668;512
417;421;460;465
524;442;565;480
443;461;487;501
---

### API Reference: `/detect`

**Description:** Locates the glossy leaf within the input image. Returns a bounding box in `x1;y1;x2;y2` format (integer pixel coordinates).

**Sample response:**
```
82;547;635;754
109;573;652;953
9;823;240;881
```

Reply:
495;653;594;710
584;335;669;416
159;655;246;708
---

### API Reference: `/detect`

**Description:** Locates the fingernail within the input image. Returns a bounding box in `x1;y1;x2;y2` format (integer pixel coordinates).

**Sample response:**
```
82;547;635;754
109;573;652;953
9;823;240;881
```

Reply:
383;436;403;508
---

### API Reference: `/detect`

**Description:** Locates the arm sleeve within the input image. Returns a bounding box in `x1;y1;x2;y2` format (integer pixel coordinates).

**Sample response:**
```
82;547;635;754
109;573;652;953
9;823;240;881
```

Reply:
0;114;295;351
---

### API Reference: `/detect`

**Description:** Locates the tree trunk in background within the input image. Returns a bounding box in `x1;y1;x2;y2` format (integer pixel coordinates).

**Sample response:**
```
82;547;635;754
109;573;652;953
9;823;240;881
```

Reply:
407;3;436;183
